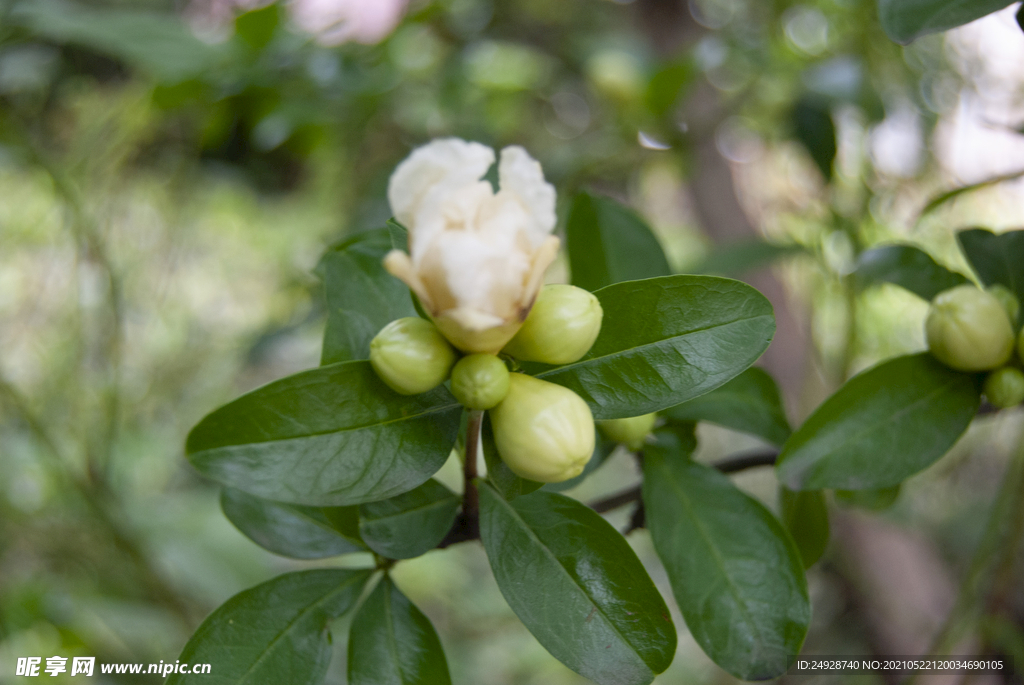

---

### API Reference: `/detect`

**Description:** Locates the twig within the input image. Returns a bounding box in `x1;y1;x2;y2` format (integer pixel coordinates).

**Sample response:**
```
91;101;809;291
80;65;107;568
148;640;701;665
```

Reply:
439;447;780;548
463;410;483;538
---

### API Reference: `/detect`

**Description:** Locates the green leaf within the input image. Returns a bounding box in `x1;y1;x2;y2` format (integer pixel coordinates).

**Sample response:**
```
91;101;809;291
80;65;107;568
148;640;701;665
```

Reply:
358;480;460;559
348;575;452;685
643;431;809;680
957;228;1024;316
167;569;371;685
878;0;1015;44
234;3;280;52
835;484;901;510
692;240;809;277
537;275;775;420
479;485;676;685
541;433;616;492
317;228;418;365
186;361;462;506
855;244;970;301
776;353;981;491
566;192;672;292
9;0;224;82
481;414;543;500
791;96;836;181
664;367;791;446
779;487;830;568
220;488;366;559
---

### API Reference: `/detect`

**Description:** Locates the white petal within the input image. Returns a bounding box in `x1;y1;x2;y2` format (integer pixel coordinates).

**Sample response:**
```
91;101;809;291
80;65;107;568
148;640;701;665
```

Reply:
387;139;494;234
498;146;556;245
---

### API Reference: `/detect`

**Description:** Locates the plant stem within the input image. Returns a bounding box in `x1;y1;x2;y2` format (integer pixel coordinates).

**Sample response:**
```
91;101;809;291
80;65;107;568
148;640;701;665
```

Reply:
463;410;484;538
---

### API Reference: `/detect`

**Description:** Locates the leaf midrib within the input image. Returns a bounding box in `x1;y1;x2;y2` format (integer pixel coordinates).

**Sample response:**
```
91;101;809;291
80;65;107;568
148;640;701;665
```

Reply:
237;572;368;685
194;400;460;451
487;489;653;673
781;371;968;477
650;458;766;658
538;312;773;380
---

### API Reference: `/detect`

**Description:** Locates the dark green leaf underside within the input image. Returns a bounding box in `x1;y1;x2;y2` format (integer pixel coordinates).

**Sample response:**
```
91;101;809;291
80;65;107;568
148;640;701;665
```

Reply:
221;488;365;559
358;480;460;559
665;367;791;446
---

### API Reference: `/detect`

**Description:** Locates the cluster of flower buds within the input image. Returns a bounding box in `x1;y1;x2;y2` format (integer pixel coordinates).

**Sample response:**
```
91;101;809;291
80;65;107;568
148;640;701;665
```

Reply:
926;284;1024;408
369;284;606;482
369;138;639;483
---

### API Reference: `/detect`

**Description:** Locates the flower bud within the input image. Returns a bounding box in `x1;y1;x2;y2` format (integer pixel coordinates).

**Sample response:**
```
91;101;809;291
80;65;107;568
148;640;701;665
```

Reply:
502;284;603;365
983;367;1024;409
450;354;510;410
490;374;595;483
988;285;1020;326
598;413;657;451
925;285;1015;372
369;317;456;395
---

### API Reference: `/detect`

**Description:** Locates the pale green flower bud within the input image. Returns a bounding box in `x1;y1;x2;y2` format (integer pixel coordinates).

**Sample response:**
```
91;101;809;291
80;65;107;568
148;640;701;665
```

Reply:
450;354;510;410
369;317;456;395
925;285;1015;372
983;367;1024;409
502;284;603;364
599;413;657;451
490;374;595;483
988;285;1020;326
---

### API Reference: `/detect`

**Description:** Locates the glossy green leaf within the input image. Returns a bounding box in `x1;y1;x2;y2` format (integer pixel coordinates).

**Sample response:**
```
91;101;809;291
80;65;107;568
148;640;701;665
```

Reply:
220;488;365;559
537;275;775;420
957;228;1024;320
167;569;370;685
855;244;970;301
358;480;460;559
542;433;616;492
348;576;452;685
317;228;418;365
9;0;224;82
878;0;1014;44
691;240;808;277
835;484;901;510
779;487;829;568
566;192;672;292
481;414;543;500
664;367;791;446
479;485;676;685
643;431;809;680
792;96;836;181
776;354;981;491
186;360;462;506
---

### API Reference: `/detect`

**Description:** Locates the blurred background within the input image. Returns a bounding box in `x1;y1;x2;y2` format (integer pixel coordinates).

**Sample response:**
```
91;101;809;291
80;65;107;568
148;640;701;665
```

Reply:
1;0;1023;682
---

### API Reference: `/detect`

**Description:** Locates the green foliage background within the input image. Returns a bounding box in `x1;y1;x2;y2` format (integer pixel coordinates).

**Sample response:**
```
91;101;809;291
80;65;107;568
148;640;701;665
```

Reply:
1;0;1023;682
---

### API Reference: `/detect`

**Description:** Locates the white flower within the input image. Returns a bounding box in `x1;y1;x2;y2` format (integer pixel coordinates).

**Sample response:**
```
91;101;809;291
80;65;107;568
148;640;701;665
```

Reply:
288;0;408;46
384;139;560;354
